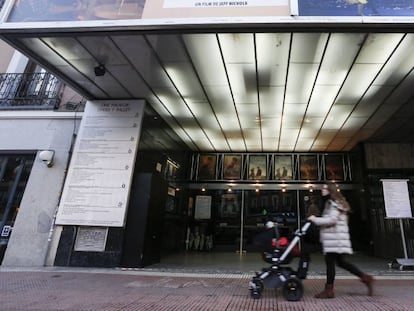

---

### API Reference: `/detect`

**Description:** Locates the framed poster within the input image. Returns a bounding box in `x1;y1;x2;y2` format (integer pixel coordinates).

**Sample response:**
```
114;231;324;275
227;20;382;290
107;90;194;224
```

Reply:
325;155;344;180
166;159;179;180
248;155;267;180
223;154;242;180
197;154;216;180
274;155;293;180
220;193;240;218
300;155;318;180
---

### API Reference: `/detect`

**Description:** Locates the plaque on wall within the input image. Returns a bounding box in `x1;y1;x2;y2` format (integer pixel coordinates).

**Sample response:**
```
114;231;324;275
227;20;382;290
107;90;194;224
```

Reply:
74;226;108;252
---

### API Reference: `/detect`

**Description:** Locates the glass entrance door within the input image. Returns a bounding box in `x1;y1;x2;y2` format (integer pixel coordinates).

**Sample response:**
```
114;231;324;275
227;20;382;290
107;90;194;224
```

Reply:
243;190;298;252
186;188;307;253
213;190;242;251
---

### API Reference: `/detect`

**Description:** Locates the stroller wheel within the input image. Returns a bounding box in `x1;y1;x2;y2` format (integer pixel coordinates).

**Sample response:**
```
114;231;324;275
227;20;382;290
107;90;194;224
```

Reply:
282;277;303;301
250;290;262;299
249;279;263;299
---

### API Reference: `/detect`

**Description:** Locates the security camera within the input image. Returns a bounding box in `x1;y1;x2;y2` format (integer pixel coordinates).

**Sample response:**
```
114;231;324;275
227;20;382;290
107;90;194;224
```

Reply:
39;150;55;167
94;64;106;76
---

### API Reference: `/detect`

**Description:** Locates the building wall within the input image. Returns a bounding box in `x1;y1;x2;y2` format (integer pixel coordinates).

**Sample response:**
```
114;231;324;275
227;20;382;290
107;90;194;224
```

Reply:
0;39;14;72
0;115;78;266
364;143;414;169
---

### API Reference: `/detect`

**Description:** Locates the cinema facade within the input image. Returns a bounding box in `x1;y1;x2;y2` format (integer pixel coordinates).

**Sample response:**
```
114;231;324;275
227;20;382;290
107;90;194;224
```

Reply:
0;0;413;269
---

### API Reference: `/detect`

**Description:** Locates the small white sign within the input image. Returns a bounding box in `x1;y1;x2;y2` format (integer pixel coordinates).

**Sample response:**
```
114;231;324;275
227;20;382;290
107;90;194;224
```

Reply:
1;225;11;237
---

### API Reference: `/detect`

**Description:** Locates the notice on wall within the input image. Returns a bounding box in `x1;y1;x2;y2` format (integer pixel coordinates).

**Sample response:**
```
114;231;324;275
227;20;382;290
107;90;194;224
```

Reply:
381;179;413;219
74;226;108;252
55;100;144;227
194;195;212;220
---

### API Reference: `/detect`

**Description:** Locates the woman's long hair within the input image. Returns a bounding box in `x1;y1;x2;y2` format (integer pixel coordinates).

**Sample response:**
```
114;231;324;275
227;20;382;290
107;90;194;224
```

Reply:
326;183;351;213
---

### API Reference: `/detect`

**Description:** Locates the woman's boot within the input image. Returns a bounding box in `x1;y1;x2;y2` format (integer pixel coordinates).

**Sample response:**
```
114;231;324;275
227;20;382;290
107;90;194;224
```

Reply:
361;274;374;296
314;284;335;298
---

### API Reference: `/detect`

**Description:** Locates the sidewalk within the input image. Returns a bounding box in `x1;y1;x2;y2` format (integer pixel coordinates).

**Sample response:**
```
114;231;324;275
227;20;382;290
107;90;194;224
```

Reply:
0;267;413;311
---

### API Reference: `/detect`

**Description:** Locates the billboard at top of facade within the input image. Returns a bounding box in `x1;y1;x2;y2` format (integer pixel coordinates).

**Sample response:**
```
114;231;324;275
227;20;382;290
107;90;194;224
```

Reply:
4;0;292;23
298;0;414;17
2;0;413;24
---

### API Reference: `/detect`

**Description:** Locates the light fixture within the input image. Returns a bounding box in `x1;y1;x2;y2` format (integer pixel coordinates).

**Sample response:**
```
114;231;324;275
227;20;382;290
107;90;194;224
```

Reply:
39;150;55;167
94;64;106;76
201;187;206;192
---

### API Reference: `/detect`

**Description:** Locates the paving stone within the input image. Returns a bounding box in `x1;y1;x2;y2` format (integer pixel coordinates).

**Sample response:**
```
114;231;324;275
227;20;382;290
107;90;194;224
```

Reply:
0;269;413;310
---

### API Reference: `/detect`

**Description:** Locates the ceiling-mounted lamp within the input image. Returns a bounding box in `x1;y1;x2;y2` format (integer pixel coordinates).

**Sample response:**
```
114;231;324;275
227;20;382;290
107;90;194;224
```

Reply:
39;150;55;167
201;187;206;192
94;64;106;76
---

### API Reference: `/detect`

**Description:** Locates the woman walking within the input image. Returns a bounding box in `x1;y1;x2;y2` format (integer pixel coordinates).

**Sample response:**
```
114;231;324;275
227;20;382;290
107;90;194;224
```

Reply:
307;183;374;298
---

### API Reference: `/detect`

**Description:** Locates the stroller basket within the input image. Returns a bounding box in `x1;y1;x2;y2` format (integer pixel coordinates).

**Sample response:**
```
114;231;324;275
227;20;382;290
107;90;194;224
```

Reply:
262;235;301;265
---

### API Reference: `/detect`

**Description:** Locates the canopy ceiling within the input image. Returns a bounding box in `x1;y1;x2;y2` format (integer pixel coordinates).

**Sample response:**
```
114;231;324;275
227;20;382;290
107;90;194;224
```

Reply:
2;25;414;152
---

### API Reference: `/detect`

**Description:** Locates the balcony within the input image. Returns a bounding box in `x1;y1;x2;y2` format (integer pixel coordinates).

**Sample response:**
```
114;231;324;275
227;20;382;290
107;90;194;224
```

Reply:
0;72;62;110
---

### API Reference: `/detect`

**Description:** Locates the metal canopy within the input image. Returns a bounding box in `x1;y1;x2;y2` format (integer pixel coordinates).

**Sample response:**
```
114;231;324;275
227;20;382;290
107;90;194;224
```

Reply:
2;25;414;152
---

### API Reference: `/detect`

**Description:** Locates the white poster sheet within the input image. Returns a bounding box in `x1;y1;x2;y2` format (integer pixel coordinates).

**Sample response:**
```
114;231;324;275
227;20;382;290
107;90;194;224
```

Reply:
195;195;212;220
56;100;144;227
381;179;413;218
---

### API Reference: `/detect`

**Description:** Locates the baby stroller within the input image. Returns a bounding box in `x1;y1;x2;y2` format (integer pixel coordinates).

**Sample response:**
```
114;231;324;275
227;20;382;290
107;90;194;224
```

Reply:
249;221;311;301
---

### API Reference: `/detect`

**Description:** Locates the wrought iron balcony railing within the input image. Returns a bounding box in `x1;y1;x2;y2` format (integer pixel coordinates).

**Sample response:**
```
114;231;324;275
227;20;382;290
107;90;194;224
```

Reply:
0;72;62;110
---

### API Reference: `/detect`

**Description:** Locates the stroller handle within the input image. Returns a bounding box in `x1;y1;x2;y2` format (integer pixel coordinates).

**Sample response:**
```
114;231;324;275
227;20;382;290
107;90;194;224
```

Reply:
300;221;312;234
293;221;312;237
276;221;311;263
